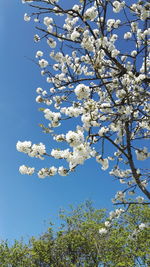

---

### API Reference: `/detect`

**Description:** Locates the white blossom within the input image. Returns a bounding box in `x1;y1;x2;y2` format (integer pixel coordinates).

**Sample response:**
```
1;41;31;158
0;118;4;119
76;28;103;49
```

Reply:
24;13;31;22
135;147;150;161
104;221;111;228
98;127;109;136
113;1;125;13
139;223;146;230
47;38;56;48
39;59;49;68
34;34;40;42
36;87;43;94
70;30;80;41
136;196;144;203
34;18;39;23
43;17;53;26
49;166;57;176
124;32;132;39
58;166;68;176
36;51;43;58
99;228;107;235
96;156;109;170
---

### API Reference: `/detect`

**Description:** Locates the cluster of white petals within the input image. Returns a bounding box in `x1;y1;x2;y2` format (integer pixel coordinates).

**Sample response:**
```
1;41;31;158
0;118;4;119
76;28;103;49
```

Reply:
68;142;92;169
70;30;80;41
135;147;150;161
66;130;84;147
19;165;35;175
96;156;109;170
38;166;57;178
84;6;98;21
99;228;107;235
139;223;147;230
16;141;46;159
109;208;125;220
51;148;70;159
99;208;124;235
37;166;68;178
113;1;125;13
74;84;90;100
44;109;61;127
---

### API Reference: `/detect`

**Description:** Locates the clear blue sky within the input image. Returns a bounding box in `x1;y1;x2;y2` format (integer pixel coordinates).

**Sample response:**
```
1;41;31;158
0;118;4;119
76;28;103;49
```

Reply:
0;0;148;243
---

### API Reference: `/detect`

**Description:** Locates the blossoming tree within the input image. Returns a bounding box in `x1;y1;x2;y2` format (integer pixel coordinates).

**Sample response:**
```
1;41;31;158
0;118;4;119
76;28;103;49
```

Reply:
17;0;150;205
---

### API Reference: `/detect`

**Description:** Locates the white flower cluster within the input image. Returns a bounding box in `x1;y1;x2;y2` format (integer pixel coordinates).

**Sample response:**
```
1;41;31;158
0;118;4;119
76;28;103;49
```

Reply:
109;168;131;178
96;156;109;170
19;165;35;175
114;191;126;202
98;127;109;137
99;220;111;235
38;166;68;178
107;19;121;31
99;228;108;235
131;3;150;20
70;30;80;41
113;1;125;13
138;223;148;230
51;148;70;159
74;84;90;100
68;143;92;169
16;141;46;159
44;109;61;127
50;129;91;169
61;106;82;117
109;208;125;220
38;166;57;178
66;130;84;147
99;208;124;235
63;17;79;32
135;147;150;161
84;6;98;21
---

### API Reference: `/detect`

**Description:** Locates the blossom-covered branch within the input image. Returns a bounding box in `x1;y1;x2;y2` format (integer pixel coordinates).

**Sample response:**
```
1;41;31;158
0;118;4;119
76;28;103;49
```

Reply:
18;0;150;205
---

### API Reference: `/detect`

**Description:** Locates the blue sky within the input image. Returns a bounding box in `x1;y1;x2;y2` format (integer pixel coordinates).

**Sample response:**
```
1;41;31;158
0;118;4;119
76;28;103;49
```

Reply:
0;0;119;242
0;0;149;243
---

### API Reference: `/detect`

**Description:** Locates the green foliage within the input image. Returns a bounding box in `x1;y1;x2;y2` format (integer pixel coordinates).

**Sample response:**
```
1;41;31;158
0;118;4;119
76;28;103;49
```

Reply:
0;202;150;266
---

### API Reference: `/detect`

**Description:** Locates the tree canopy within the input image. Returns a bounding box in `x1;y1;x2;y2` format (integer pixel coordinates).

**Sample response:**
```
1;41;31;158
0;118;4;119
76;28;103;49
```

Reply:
0;202;150;266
